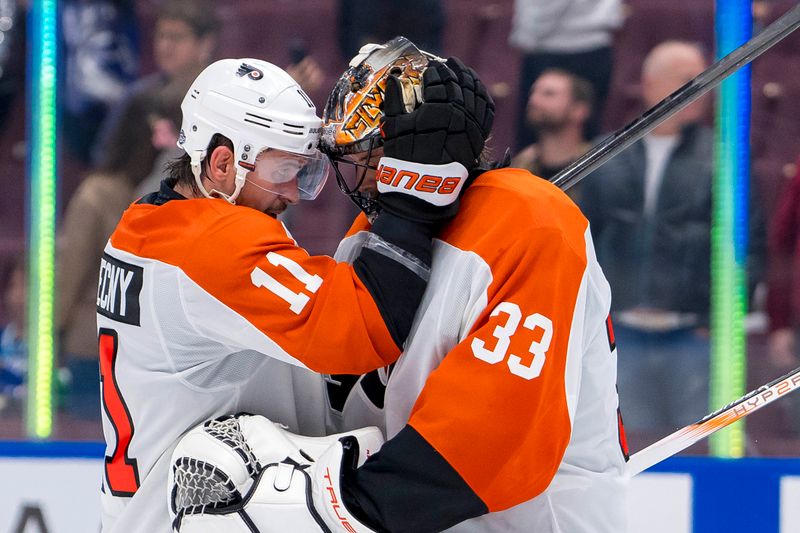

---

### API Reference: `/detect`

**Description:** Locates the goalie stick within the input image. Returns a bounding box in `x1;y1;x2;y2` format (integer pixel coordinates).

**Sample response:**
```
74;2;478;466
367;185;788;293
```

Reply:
626;364;800;476
551;2;800;191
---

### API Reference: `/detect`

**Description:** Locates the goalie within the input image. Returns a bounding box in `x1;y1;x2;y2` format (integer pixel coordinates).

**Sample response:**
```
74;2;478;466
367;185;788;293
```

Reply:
169;38;627;532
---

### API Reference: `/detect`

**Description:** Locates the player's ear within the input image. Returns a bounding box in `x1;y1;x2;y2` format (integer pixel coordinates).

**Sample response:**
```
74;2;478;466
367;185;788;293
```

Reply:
207;145;236;186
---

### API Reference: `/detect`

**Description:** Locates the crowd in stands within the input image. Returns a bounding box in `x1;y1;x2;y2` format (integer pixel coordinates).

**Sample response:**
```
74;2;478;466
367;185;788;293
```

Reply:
1;0;799;456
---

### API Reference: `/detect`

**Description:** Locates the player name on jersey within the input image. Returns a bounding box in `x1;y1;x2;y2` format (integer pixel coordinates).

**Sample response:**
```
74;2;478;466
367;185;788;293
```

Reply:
97;253;143;326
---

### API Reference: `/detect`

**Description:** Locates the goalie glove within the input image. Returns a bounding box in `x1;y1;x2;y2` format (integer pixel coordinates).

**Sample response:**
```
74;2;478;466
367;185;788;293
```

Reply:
249;436;377;533
168;414;383;533
377;59;489;224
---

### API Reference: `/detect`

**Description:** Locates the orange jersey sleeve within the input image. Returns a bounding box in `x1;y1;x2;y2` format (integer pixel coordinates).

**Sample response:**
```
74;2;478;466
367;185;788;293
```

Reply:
110;198;399;375
408;170;590;512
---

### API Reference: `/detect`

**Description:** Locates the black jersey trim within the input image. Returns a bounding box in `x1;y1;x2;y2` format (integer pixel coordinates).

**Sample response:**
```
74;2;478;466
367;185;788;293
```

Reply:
354;249;427;348
369;212;433;268
137;179;187;205
342;425;488;532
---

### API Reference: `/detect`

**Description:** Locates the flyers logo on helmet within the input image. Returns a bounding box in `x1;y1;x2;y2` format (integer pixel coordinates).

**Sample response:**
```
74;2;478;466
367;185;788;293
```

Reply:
376;164;461;195
341;87;383;142
236;63;264;80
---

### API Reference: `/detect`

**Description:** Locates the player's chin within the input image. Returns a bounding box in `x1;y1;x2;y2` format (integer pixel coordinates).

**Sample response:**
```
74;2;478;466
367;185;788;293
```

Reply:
265;203;288;217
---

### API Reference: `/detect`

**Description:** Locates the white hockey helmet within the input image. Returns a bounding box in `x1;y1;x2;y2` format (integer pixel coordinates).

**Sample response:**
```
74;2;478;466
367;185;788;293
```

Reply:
178;58;329;204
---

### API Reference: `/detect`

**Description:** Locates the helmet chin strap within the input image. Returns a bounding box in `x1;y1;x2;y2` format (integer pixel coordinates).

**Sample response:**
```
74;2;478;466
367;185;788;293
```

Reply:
190;149;247;204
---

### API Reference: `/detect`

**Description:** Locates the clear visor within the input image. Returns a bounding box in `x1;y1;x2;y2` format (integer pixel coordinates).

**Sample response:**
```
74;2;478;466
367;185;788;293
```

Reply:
245;148;331;201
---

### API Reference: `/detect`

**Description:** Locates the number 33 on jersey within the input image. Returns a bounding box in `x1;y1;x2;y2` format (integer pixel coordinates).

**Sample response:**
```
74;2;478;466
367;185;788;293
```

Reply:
471;302;552;380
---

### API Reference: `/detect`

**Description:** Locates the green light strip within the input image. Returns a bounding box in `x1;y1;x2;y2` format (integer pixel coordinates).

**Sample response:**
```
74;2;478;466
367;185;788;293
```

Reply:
710;0;751;457
26;0;58;438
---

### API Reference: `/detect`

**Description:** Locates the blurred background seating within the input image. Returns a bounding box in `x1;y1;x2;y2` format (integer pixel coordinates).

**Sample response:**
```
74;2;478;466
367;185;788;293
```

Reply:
0;0;799;451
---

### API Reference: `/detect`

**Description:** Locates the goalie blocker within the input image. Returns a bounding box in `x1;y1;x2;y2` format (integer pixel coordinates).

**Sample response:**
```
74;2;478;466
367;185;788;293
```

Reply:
168;414;383;532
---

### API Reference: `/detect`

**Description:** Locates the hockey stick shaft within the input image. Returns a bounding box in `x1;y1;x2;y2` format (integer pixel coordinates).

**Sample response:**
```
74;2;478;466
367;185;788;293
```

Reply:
626;364;800;476
551;2;800;191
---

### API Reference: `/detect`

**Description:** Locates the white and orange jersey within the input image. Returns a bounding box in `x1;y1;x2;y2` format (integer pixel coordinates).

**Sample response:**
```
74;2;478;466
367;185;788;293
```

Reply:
329;168;628;532
97;187;424;532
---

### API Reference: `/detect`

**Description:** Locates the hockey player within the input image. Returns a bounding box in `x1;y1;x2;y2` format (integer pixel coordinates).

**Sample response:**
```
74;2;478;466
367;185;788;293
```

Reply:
98;57;486;532
168;39;627;532
319;38;629;532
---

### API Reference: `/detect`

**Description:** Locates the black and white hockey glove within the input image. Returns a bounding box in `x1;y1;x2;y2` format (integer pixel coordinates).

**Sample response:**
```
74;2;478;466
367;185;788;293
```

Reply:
376;59;493;224
168;414;383;533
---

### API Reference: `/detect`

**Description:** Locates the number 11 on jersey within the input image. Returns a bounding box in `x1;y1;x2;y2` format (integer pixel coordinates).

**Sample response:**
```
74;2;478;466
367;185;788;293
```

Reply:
251;252;323;314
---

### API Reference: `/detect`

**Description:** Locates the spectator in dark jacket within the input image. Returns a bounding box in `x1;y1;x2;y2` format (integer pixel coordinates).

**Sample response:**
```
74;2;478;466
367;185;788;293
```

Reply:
581;41;765;444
